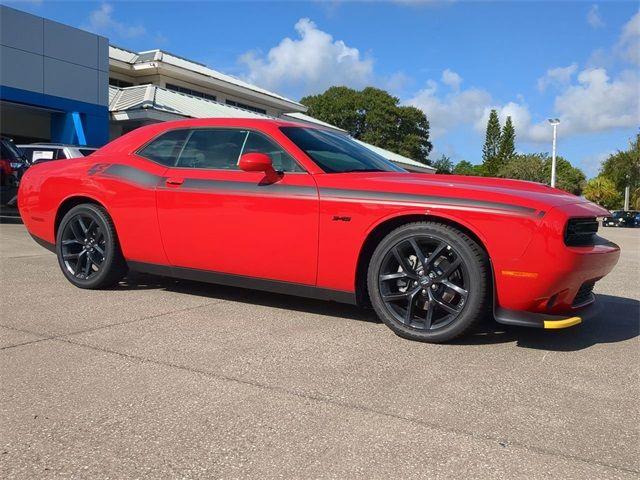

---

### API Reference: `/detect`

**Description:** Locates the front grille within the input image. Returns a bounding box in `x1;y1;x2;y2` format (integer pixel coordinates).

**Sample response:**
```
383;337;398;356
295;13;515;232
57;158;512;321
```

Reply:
565;217;599;246
572;280;596;307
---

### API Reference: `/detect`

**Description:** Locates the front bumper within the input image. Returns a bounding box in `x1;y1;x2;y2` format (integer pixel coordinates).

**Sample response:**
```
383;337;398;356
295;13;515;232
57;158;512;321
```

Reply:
494;301;602;329
492;202;621;318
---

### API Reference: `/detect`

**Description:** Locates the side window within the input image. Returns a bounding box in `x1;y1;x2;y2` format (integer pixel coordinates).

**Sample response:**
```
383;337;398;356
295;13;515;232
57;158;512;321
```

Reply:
137;129;190;166
241;132;304;173
176;129;248;170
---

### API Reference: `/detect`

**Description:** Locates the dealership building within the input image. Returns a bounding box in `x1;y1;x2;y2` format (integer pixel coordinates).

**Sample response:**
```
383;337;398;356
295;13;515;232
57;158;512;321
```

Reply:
0;5;434;173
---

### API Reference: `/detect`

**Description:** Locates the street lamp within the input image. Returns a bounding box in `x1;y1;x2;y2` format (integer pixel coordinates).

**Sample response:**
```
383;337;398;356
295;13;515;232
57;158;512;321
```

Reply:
548;118;560;188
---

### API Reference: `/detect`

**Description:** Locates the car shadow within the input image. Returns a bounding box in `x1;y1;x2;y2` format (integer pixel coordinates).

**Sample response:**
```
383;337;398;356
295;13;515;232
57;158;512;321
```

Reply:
453;294;639;351
115;271;378;323
116;273;639;350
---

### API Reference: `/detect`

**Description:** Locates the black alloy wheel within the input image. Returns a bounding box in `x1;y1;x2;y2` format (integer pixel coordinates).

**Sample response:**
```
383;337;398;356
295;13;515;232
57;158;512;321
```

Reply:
368;222;489;343
56;204;128;289
60;214;106;280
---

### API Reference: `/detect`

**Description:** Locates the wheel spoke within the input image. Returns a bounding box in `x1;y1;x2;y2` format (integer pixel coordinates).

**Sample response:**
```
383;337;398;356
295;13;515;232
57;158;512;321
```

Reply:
63;252;81;260
380;271;409;281
62;239;82;246
426;242;447;266
441;279;468;298
82;254;92;277
433;296;461;315
424;301;434;329
69;222;85;242
93;244;105;256
438;258;461;279
382;290;412;302
408;238;426;268
392;246;418;279
78;217;89;235
404;290;419;325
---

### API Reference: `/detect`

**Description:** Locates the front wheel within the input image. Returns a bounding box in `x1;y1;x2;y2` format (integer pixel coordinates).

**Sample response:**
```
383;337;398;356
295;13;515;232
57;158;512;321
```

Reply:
56;204;128;289
367;222;490;343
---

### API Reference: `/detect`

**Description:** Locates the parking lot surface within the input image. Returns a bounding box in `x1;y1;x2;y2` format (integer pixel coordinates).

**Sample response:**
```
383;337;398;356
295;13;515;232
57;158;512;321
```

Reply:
1;223;638;479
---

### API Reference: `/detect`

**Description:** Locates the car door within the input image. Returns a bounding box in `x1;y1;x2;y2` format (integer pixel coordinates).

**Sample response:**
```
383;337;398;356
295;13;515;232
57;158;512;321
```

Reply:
155;127;319;285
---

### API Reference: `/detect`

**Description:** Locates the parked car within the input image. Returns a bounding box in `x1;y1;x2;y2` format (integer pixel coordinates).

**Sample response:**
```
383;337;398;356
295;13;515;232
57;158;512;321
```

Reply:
18;118;620;343
1;137;28;207
602;210;640;227
18;143;97;165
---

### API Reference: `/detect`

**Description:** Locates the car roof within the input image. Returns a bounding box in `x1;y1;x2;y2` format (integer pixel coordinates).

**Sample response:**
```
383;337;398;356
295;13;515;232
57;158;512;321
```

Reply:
17;143;97;148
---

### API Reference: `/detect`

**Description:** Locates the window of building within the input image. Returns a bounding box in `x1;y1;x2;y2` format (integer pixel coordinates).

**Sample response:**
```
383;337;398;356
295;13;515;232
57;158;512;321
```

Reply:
165;83;216;101
242;132;304;172
176;129;248;169
225;100;267;115
109;78;134;88
136;129;190;166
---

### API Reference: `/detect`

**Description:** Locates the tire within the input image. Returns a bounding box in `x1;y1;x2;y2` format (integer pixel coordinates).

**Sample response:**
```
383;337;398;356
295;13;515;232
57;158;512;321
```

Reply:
56;203;128;289
367;222;490;343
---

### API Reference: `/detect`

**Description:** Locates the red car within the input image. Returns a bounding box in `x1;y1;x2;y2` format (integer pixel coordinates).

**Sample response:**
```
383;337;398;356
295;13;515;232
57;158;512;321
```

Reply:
18;118;620;342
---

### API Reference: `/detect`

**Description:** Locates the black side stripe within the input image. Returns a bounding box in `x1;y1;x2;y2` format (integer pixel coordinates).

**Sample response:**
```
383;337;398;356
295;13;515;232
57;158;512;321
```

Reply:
102;164;163;186
320;188;538;215
179;178;316;197
99;165;539;215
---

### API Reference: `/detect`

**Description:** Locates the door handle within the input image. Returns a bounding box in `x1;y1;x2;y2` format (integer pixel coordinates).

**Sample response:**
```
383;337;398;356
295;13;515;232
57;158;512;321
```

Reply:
165;177;184;186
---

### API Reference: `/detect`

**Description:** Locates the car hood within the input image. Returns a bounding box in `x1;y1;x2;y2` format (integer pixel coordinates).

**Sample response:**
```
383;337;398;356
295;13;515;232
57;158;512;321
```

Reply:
318;172;608;216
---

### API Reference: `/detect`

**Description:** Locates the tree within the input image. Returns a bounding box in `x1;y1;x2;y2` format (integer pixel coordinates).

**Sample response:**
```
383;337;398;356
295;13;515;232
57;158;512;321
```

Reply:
301;86;433;164
498;154;546;183
497;153;586;195
432;155;453;174
453;160;485;176
543;156;586;195
498;116;516;163
482;109;502;176
583;176;623;210
598;132;640;196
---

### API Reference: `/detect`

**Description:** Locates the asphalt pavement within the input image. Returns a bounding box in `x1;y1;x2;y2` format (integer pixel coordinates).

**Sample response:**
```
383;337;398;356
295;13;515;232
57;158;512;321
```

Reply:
1;223;638;479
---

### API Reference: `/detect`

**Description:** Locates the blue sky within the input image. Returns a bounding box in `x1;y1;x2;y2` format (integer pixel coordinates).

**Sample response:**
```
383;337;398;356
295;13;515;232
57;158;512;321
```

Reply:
5;0;640;176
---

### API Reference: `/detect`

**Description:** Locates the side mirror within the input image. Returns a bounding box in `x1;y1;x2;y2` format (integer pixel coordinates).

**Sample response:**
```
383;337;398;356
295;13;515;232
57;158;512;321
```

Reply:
239;153;274;173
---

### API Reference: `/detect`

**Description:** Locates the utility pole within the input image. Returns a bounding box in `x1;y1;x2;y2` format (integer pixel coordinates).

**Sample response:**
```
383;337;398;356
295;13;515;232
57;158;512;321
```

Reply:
548;118;560;188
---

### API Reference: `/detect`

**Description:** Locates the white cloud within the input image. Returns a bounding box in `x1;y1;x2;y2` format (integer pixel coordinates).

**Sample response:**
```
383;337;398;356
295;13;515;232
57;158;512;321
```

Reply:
616;11;640;65
238;18;373;96
537;63;578;92
82;3;145;39
554;68;640;133
406;73;491;139
587;4;604;29
441;69;462;90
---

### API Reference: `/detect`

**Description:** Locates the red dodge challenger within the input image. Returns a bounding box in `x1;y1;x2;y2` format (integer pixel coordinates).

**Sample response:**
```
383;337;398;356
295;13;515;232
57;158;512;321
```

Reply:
18;118;620;342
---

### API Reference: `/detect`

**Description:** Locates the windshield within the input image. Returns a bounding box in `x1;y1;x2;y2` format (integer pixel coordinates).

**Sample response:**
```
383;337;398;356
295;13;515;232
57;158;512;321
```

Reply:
280;127;406;174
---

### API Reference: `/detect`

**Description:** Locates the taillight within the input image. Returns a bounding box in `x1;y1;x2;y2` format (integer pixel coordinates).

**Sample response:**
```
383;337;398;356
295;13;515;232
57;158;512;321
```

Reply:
564;217;599;246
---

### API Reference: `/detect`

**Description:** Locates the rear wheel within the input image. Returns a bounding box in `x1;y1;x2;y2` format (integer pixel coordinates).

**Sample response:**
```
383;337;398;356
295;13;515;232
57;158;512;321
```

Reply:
56;204;128;289
367;222;490;343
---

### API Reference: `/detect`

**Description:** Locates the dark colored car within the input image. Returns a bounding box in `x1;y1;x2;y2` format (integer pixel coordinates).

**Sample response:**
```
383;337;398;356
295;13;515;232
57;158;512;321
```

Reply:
18;143;97;165
1;137;28;207
19;118;620;343
602;210;640;228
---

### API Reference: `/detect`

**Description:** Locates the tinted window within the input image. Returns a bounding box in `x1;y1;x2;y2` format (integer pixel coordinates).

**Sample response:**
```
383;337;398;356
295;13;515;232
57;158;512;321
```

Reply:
1;140;24;161
137;129;190;166
242;132;304;173
79;149;96;157
280;127;405;174
176;129;248;170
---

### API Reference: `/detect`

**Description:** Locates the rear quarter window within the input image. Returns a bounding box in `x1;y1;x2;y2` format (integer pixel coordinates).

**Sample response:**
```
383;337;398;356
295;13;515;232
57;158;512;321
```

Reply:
136;129;191;166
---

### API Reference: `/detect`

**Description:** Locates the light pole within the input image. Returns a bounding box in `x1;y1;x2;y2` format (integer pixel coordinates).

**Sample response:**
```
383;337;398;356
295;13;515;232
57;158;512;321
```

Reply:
548;118;560;188
624;174;630;211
